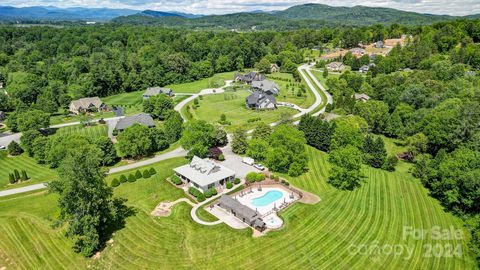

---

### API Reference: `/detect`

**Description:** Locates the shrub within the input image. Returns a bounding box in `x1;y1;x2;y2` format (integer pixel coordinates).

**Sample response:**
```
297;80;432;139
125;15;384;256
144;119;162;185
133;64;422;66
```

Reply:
149;168;156;175
120;175;127;183
111;178;120;187
208;187;217;196
255;173;265;182
204;190;212;198
246;172;258;183
218;154;225;161
197;193;206;202
8;141;23;156
143;169;151;178
275;176;280;181
226;182;233;189
13;169;20;181
21;170;28;181
9;173;15;184
172;175;182;185
128;174;136;182
135;170;142;179
234;178;240;184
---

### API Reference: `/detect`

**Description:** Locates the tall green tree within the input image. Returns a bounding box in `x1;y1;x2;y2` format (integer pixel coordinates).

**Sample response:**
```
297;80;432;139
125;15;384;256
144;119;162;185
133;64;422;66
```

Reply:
49;145;129;257
328;145;364;190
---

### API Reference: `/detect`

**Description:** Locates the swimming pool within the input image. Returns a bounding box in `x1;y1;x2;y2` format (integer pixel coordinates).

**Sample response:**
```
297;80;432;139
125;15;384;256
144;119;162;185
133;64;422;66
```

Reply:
251;190;283;207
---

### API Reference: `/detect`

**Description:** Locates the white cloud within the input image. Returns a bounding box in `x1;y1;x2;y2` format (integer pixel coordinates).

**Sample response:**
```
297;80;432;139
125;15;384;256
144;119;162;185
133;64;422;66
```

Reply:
2;0;479;16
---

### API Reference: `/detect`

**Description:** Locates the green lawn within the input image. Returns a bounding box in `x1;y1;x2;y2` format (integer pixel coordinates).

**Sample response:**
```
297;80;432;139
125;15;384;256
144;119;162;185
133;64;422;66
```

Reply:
0;151;58;190
54;124;108;139
0;148;476;269
181;90;297;132
266;72;315;109
166;71;237;93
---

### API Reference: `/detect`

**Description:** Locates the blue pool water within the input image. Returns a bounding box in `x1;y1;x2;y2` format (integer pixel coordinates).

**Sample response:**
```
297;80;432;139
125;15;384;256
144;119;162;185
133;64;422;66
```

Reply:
251;190;283;207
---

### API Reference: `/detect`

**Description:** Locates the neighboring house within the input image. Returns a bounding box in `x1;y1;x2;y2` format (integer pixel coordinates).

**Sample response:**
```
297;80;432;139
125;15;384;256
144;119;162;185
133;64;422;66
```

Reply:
270;63;280;73
143;87;174;99
350;48;366;57
217;195;266;231
359;63;376;73
69;97;107;115
174;156;235;193
374;41;384;48
0;111;5;122
251;80;280;95
326;62;345;72
114;113;155;131
234;72;265;84
354;93;371;102
246;91;277;110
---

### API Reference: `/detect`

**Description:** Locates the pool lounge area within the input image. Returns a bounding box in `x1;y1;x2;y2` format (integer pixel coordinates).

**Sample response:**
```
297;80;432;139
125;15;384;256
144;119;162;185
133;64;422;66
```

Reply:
230;186;299;229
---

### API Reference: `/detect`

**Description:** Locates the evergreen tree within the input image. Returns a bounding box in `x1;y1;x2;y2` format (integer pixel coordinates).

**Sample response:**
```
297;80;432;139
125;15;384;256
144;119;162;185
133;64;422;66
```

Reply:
9;173;15;184
149;168;156;175
135;170;142;179
323;68;329;78
231;127;248;154
143;169;150;178
128;174;136;182
21;170;28;181
13;169;20;181
120;175;127;183
363;135;388;168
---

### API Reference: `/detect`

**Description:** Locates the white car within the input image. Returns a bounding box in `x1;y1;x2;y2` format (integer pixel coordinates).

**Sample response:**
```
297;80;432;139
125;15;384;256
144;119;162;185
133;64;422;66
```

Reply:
0;145;6;150
253;164;265;171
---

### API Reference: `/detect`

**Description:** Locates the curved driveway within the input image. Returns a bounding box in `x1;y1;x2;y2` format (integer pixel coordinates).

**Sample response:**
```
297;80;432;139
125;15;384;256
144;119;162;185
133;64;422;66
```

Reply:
0;66;332;197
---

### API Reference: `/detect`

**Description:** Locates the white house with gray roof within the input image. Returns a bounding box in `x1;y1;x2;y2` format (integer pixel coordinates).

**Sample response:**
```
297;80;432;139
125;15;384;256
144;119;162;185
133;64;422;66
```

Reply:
217;195;266;231
143;87;174;99
246;91;277;110
114;113;155;131
174;156;235;192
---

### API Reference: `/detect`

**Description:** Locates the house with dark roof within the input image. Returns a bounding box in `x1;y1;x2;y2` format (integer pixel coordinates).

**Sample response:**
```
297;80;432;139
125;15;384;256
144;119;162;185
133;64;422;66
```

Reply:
143;87;174;99
246;91;277;110
234;72;265;84
217;195;266;231
251;80;279;95
174;156;235;192
114;113;155;131
69;97;107;115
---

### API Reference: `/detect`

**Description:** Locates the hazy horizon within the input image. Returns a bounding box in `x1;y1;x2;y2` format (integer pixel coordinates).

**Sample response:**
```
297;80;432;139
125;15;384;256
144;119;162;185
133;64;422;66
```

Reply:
1;1;479;17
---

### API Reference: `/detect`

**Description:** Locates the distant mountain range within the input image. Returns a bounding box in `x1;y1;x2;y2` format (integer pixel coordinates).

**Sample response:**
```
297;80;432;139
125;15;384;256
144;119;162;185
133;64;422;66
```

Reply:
0;4;479;28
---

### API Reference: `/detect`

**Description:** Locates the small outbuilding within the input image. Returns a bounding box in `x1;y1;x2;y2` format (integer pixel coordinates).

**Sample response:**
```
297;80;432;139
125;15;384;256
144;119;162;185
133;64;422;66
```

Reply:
217;195;266;231
354;93;371;102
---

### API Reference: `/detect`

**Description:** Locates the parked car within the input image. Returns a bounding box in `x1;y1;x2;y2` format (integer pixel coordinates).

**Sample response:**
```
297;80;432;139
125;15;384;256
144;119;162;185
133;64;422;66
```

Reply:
0;145;6;150
242;157;254;166
253;164;265;171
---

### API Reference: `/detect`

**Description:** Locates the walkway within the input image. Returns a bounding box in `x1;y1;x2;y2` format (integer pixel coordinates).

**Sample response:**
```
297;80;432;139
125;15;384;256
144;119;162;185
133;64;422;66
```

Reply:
0;183;47;197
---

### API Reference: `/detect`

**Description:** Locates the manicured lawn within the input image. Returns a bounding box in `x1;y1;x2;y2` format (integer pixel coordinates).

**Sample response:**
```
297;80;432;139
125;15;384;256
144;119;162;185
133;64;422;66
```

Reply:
50;111;117;125
181;90;297;132
53;124;108;139
164;71;238;94
0;149;476;269
266;72;315;109
0;151;58;190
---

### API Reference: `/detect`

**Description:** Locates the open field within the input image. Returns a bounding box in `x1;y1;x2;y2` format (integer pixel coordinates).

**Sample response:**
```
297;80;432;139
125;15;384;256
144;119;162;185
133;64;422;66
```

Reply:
0;152;57;190
166;71;238;93
266;72;315;109
0;147;476;269
181;90;297;132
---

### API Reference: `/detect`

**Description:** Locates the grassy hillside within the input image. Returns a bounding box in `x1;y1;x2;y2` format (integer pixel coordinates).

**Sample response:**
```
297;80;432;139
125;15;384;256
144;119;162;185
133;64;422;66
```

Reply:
0;148;476;269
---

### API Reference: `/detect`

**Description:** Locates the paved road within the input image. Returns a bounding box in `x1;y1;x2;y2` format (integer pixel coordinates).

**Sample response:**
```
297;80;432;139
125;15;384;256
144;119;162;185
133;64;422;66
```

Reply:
0;183;47;197
108;146;188;174
0;66;332;197
0;116;125;147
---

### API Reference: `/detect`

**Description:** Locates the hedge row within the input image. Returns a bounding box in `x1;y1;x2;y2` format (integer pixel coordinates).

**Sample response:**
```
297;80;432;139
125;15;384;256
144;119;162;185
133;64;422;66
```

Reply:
111;167;157;187
188;187;206;202
246;172;266;183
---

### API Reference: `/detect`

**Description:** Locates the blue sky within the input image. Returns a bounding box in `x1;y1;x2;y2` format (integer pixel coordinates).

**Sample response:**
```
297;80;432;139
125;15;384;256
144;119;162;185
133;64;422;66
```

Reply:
2;0;479;16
